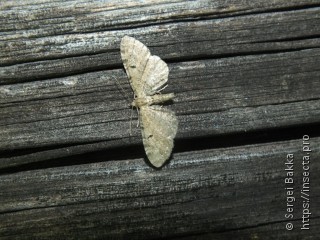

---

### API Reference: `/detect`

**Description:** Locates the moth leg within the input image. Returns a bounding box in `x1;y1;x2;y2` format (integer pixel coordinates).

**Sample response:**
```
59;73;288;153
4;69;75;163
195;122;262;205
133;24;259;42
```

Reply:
129;105;133;136
136;107;140;127
129;104;141;134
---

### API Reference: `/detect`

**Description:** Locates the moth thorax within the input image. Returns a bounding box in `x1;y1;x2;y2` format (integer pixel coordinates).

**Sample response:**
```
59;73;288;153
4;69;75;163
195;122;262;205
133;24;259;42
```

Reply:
131;97;151;107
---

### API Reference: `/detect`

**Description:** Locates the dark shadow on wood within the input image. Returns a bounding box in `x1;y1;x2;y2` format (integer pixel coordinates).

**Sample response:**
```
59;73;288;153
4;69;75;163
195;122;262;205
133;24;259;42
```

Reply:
1;122;319;175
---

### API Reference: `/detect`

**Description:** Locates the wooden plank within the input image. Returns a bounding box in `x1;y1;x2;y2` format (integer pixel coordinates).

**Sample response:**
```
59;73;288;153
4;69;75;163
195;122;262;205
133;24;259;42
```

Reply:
2;49;320;135
1;0;319;40
1;49;320;168
1;6;320;83
0;0;320;239
0;136;319;239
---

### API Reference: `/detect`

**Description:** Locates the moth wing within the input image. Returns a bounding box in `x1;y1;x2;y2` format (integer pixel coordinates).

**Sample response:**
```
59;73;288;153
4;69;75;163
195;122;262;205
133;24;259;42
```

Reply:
140;105;178;168
120;36;151;97
141;55;169;96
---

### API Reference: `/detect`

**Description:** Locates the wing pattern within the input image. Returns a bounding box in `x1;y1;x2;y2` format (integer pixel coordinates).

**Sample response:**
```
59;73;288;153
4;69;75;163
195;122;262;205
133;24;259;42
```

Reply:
120;36;151;97
140;106;178;168
120;36;178;167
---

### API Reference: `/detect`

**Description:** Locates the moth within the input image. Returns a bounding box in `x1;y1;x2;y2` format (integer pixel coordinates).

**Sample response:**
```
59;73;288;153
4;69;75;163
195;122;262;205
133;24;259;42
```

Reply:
120;36;178;168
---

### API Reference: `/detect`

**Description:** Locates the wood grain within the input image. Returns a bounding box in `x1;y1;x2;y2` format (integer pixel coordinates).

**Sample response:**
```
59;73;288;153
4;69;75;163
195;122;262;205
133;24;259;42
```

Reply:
1;49;320;168
1;6;320;83
1;137;319;239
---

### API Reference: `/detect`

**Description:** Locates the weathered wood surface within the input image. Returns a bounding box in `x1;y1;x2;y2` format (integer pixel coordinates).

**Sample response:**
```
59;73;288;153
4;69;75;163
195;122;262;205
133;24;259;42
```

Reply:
1;137;319;239
1;0;320;239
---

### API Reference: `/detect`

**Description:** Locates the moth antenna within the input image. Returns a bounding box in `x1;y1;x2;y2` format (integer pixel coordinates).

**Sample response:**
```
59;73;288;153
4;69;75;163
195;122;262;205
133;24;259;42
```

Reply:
113;76;131;104
113;76;134;136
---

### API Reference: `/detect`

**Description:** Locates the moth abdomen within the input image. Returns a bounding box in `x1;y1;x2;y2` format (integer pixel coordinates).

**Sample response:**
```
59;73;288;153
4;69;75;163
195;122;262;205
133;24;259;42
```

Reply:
150;93;175;105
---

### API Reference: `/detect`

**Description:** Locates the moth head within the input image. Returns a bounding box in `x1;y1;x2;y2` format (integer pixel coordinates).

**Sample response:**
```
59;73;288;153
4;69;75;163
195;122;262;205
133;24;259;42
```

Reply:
130;100;137;108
